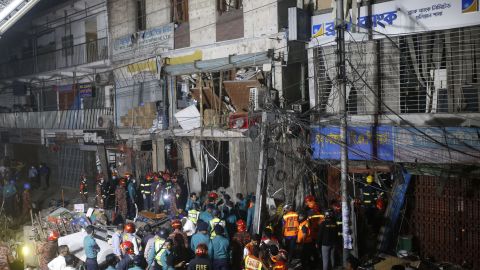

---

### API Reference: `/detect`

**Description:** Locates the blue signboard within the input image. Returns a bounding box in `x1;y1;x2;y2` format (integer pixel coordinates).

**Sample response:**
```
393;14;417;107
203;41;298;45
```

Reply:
311;125;394;161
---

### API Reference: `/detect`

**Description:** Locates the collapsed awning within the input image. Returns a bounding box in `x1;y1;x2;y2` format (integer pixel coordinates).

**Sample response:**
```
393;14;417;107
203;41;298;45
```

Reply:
164;51;271;75
0;0;42;35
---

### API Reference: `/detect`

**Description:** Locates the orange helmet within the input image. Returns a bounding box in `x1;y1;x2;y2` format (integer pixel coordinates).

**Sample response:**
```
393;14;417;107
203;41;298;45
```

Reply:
119;178;127;187
145;172;153;180
171;219;182;229
124;222;136;233
48;230;60;241
236;219;246;232
124;172;132;178
120;241;134;255
305;195;317;209
304;195;315;204
195;243;208;257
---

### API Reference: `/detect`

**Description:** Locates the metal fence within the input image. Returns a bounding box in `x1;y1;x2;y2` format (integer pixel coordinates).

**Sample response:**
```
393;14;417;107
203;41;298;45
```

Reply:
0;108;113;129
0;38;108;79
312;26;480;115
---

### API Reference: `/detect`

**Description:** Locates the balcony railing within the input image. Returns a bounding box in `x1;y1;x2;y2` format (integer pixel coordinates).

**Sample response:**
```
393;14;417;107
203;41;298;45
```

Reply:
0;108;113;130
0;38;108;79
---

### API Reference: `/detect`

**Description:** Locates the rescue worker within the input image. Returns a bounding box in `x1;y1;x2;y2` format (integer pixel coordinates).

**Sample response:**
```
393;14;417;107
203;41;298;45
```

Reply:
47;244;69;270
147;229;169;269
115;178;128;221
95;174;106;209
190;221;210;253
305;195;324;243
83;225;100;270
297;211;316;270
235;193;247;220
169;219;190;267
185;192;200;212
160;239;185;270
208;225;230;270
243;234;260;259
125;173;137;219
37;232;59;270
162;172;173;215
188;243;212;270
117;241;135;270
170;174;182;214
361;175;383;232
260;228;279;249
243;245;264;270
141;172;154;211
141;225;154;251
22;182;32;217
182;215;197;239
206;192;219;207
271;249;288;270
317;209;340;270
152;172;163;213
231;220;250;270
199;204;214;224
209;209;227;239
79;174;88;203
187;203;200;227
28;165;38;190
224;201;237;237
281;204;298;262
123;223;141;255
246;198;255;233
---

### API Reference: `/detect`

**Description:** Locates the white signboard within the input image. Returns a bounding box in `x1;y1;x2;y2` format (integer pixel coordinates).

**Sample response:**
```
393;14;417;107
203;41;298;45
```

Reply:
311;0;480;40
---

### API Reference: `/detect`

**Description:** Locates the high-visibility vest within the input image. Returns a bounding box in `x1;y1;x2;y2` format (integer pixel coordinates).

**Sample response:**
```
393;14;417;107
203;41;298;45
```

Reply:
154;238;166;265
188;209;199;224
308;211;325;239
244;255;262;270
282;212;299;237
297;220;313;244
140;181;152;195
209;218;226;239
273;261;287;270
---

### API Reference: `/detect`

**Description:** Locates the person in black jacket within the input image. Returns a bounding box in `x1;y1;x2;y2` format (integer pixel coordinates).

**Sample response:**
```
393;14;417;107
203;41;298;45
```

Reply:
188;243;212;270
317;209;340;270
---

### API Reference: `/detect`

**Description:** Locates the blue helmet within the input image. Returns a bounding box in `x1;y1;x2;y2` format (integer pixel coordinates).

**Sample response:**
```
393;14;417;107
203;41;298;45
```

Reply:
24;183;31;190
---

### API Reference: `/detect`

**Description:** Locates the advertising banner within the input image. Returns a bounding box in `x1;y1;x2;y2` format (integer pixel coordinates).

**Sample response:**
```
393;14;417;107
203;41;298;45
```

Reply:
311;0;480;39
311;125;394;161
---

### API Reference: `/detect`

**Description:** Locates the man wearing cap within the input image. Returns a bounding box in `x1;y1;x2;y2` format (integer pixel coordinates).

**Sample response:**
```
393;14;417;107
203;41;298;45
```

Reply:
208;225;230;270
191;221;210;252
83;225;100;270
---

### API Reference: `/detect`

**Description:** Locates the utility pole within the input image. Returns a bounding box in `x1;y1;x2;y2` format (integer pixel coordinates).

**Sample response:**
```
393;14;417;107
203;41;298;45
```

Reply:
336;0;351;265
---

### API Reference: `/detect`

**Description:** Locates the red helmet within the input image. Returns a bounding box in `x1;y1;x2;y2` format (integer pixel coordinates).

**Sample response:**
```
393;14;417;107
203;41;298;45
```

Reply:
47;230;60;241
236;219;246;232
163;173;171;181
304;195;315;203
119;178;127;187
146;172;153;180
124;222;136;233
195;243;208;257
153;172;160;181
120;241;134;255
208;192;218;200
171;219;182;229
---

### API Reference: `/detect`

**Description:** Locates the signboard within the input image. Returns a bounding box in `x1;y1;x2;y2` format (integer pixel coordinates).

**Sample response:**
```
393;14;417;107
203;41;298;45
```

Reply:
78;83;93;98
113;57;161;87
395;127;480;164
112;23;174;61
311;0;480;39
311;125;394;161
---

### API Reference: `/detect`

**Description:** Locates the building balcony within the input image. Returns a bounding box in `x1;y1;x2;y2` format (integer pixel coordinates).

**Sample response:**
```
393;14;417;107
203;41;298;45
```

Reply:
0;38;108;80
0;108;113;130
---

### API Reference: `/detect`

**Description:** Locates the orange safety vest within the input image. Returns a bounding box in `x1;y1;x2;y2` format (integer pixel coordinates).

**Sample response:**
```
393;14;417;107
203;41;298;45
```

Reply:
273;261;287;270
282;212;299;237
297;220;313;244
244;254;262;270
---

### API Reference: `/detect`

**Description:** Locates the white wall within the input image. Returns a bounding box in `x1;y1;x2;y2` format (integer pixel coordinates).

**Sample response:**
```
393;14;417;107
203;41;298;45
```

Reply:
243;0;279;38
189;0;216;47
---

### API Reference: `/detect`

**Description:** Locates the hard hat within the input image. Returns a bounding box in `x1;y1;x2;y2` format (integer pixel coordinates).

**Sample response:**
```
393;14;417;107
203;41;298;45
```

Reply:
208;192;218;200
119;178;127;187
366;175;374;184
171;219;182;230
145;172;153;180
304;195;315;203
120;241;134;255
325;208;334;219
153;172;160;181
195;243;208;257
236;219;246;232
156;228;168;239
283;204;293;211
124;223;136;233
124;172;132;178
23;183;31;190
47;231;60;241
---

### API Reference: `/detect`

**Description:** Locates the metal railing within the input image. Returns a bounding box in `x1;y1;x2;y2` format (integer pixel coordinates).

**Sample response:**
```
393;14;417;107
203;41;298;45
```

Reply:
0;38;108;79
0;108;113;129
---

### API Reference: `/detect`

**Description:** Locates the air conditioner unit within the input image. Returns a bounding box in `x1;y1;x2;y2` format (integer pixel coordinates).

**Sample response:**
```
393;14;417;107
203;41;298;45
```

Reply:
95;114;113;129
249;87;266;111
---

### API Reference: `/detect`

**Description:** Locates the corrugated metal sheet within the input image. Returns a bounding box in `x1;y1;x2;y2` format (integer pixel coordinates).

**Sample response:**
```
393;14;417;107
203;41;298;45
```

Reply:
164;51;270;75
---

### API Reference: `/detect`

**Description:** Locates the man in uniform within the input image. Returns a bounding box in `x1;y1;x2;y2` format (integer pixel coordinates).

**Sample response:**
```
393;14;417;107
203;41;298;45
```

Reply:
79;174;88;203
140;172;154;211
37;231;59;270
148;229;168;270
123;223;141;255
243;245;264;270
190;221;210;253
208;225;230;270
188;243;212;270
361;175;380;231
115;178;128;221
231;220;250;270
209;210;227;239
84;226;100;270
125;173;137;219
297;211;316;269
95;174;106;209
317;209;340;270
281;204;298;262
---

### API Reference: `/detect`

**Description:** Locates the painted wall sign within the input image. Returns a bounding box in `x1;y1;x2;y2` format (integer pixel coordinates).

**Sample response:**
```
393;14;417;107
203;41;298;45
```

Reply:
78;83;93;98
311;125;394;161
311;0;480;39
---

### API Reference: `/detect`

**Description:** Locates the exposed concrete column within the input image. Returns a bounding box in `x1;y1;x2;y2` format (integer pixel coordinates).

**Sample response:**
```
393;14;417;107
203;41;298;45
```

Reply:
229;140;246;196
